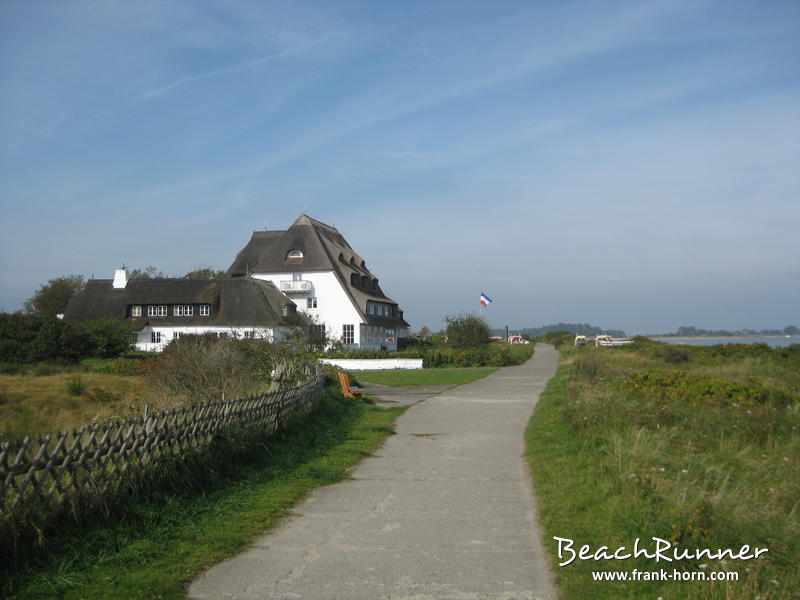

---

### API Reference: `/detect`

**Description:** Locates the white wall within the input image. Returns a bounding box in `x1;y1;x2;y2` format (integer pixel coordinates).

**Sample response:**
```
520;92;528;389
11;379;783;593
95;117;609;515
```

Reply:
134;325;275;352
319;358;422;370
251;271;364;346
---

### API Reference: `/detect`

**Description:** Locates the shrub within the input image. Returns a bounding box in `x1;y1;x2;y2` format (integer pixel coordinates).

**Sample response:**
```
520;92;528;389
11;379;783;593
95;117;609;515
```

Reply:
619;370;796;406
144;335;256;403
86;317;133;358
444;313;491;349
66;374;88;396
659;346;690;364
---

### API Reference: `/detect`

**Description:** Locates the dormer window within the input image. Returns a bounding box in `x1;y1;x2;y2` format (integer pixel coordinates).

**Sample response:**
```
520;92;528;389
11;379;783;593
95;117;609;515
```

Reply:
350;273;359;286
131;305;142;317
349;257;355;265
286;249;304;264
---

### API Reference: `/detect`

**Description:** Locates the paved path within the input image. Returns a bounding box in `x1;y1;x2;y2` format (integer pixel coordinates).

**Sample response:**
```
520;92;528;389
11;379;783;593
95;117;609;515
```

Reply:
358;381;455;408
190;344;559;600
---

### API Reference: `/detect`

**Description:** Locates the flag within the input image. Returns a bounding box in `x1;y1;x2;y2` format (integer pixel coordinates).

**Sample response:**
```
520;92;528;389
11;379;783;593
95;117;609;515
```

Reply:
480;293;492;307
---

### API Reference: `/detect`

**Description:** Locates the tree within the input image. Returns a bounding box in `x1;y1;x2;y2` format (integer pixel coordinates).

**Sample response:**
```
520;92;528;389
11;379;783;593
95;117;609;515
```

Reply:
784;325;799;335
183;266;226;279
129;266;167;279
86;317;134;358
25;275;85;316
444;313;491;349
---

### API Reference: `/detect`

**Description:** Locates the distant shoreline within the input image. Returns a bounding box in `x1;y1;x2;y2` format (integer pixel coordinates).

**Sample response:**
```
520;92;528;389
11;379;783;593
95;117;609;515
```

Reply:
650;335;799;340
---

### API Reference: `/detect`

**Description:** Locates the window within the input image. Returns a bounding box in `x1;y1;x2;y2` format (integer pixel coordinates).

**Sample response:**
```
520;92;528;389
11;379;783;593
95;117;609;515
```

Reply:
293;272;302;281
307;297;317;309
342;324;354;345
148;305;167;317
350;273;359;286
151;331;162;344
131;305;142;317
282;303;297;316
200;304;210;316
174;305;193;316
286;249;304;264
129;332;138;344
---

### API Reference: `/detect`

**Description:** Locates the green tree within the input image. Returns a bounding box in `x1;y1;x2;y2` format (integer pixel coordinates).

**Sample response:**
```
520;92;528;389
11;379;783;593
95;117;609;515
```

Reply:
28;317;92;363
182;266;226;279
25;275;85;316
444;313;491;349
129;266;167;279
86;317;134;358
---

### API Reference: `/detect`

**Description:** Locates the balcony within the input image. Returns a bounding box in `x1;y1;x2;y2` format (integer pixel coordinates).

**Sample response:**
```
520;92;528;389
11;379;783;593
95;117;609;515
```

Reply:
279;280;313;294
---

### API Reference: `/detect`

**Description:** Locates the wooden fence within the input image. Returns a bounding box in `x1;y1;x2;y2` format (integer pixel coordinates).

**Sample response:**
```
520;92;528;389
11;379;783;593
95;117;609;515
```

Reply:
0;366;325;546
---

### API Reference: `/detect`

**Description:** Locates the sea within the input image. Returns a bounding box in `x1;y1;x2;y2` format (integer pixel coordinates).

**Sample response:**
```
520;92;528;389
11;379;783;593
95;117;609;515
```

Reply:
651;336;800;348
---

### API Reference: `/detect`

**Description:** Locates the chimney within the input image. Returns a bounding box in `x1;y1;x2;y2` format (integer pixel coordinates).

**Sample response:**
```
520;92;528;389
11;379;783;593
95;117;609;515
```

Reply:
113;266;128;289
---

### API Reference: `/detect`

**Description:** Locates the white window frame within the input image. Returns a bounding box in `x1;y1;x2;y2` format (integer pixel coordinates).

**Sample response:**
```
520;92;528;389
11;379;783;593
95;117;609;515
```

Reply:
307;297;317;309
131;305;142;317
200;304;210;316
147;305;167;317
151;331;162;344
174;305;193;316
342;324;354;345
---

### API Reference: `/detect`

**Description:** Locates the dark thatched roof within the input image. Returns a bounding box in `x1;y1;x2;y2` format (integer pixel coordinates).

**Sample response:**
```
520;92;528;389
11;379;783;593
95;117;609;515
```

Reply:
64;277;295;330
227;214;409;327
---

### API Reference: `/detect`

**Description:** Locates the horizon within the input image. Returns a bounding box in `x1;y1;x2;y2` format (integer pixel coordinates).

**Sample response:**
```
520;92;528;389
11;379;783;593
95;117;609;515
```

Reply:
1;1;798;333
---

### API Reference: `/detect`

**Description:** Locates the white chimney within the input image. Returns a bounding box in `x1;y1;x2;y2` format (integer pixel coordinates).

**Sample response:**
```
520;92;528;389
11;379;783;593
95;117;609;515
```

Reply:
113;266;128;289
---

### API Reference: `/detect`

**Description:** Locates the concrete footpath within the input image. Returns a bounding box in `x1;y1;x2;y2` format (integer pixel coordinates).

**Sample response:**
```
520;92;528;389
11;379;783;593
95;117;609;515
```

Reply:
189;344;559;600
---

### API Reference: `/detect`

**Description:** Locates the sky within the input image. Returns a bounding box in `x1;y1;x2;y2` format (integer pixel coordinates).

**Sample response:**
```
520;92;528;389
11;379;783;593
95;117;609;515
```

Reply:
1;0;798;335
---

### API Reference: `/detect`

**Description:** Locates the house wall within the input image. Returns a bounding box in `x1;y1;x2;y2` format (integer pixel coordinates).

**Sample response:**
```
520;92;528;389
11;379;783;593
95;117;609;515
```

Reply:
251;271;364;347
134;325;275;352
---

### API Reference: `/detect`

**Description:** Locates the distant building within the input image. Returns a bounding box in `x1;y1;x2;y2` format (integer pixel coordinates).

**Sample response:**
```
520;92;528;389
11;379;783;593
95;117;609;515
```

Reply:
64;268;296;351
228;213;409;350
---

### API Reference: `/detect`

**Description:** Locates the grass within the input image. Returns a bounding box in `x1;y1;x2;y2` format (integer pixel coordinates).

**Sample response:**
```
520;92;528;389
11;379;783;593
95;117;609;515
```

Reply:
5;386;405;599
0;373;154;438
526;343;799;600
355;367;497;387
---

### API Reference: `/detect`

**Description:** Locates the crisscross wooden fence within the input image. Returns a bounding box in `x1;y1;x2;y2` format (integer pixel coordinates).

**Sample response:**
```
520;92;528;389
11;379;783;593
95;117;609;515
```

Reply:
0;366;325;547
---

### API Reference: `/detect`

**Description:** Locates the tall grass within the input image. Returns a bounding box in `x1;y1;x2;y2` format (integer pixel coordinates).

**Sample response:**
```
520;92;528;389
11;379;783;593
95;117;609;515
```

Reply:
527;343;799;600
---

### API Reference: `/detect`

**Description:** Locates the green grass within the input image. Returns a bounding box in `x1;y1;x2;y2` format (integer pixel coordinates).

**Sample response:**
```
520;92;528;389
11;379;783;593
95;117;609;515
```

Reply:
5;387;405;599
526;345;799;600
355;367;496;387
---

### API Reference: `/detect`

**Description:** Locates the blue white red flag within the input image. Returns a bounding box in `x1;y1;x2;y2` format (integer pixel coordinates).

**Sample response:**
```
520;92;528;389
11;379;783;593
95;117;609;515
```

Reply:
480;293;492;307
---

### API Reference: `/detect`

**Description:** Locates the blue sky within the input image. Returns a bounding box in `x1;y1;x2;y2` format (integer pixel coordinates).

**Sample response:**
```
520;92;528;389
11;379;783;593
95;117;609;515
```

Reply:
1;0;798;334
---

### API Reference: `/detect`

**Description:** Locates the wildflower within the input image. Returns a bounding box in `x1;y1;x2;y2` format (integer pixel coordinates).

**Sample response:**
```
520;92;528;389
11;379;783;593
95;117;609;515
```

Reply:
784;457;790;462
699;564;708;569
771;579;779;585
659;467;666;472
681;469;688;474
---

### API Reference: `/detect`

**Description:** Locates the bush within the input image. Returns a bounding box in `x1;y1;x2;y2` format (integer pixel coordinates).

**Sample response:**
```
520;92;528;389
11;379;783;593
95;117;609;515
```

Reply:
86;317;133;359
66;375;88;396
444;313;491;349
620;370;796;406
144;335;256;403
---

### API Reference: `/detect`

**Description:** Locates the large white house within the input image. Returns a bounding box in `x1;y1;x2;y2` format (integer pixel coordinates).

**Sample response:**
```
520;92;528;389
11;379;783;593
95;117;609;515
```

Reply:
228;214;409;350
64;271;297;351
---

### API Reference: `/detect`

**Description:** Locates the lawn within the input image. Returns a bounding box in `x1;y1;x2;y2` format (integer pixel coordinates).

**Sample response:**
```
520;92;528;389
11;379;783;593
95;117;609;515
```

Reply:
355;367;496;387
6;387;404;599
526;342;799;600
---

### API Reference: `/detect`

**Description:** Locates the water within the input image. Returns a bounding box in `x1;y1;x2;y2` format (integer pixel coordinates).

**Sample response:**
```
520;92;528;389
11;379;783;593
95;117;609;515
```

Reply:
652;336;800;348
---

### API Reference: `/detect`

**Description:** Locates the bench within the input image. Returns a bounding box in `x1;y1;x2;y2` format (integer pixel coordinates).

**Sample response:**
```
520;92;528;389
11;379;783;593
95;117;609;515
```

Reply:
337;371;364;399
